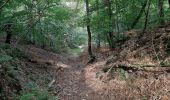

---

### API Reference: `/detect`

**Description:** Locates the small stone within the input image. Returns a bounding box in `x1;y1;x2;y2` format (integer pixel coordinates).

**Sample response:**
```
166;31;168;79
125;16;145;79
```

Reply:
128;70;133;73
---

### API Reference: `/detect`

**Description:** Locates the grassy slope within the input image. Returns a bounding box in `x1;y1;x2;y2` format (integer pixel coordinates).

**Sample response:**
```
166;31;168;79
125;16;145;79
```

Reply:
0;43;55;100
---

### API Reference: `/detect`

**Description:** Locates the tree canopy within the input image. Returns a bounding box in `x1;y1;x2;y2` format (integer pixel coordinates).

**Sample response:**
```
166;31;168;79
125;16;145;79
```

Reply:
0;0;170;54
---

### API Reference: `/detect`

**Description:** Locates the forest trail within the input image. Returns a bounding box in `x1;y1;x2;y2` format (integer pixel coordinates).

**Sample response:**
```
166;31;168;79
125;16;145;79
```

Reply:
20;45;111;100
19;42;170;100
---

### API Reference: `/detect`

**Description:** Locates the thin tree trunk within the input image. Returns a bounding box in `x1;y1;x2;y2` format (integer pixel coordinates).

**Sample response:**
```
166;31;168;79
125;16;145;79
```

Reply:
96;0;101;48
5;33;12;44
131;0;147;29
105;0;114;49
168;0;170;7
85;0;95;63
97;34;101;48
75;0;80;10
27;0;35;44
0;0;10;10
143;0;151;33
5;21;12;44
158;0;165;25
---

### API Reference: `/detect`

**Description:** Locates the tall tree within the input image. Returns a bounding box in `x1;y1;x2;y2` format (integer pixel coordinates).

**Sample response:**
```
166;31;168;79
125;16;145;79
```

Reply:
85;0;95;63
158;0;165;25
4;21;13;44
0;0;10;10
104;0;114;49
131;0;147;29
96;0;101;48
143;0;151;33
168;0;170;7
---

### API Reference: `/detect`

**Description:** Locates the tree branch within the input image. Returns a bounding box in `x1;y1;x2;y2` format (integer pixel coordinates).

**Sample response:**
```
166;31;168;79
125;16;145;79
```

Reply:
0;0;10;10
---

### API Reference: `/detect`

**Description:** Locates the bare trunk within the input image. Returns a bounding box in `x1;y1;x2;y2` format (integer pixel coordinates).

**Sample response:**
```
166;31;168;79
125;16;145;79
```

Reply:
5;33;12;44
5;21;13;44
158;0;165;25
105;0;114;49
0;0;10;10
143;0;151;33
131;0;147;29
85;0;95;63
96;0;101;48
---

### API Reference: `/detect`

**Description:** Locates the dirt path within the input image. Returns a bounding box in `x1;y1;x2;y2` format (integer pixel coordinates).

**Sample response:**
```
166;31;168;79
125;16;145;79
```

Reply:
20;45;110;100
20;45;170;100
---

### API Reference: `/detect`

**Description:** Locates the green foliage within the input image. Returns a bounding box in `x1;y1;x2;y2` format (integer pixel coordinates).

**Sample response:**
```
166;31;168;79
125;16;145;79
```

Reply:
1;0;170;50
0;44;21;99
0;43;54;99
118;69;126;80
78;0;170;47
0;54;13;63
19;82;56;100
0;43;26;59
114;33;128;43
0;0;85;53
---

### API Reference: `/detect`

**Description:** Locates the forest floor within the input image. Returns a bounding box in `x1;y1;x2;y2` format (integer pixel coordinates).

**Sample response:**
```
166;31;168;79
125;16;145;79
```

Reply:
20;45;112;100
21;24;170;100
2;24;170;100
21;43;170;100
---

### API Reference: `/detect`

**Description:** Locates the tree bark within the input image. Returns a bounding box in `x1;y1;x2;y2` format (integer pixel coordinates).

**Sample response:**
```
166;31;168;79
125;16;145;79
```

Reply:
168;0;170;7
143;0;151;33
131;0;147;29
5;33;12;44
96;0;101;48
85;0;95;63
105;0;114;49
158;0;165;25
5;21;13;44
0;0;10;10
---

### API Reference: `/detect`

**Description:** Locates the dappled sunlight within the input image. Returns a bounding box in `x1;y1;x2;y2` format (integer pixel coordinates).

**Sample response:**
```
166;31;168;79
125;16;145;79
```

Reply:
57;61;71;69
1;0;170;99
127;56;157;66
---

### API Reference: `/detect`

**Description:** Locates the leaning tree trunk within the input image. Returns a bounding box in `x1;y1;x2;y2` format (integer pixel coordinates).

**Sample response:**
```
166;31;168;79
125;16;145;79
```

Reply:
0;0;10;10
158;0;165;25
85;0;95;63
143;0;151;33
131;0;147;29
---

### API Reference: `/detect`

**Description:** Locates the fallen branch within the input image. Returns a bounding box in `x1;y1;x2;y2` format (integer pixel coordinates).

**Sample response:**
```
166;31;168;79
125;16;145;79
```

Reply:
48;79;56;88
106;62;170;73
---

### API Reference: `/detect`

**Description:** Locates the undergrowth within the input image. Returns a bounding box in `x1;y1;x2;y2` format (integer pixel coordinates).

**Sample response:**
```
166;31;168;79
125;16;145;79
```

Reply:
0;43;55;99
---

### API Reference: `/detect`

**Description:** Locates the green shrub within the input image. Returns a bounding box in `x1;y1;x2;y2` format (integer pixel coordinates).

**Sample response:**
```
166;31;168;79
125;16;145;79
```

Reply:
0;54;13;63
19;83;56;100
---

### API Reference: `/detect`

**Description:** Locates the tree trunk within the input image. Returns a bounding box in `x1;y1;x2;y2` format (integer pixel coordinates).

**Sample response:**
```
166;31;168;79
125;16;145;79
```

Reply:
5;33;12;44
105;0;114;49
85;0;95;63
5;21;12;44
0;0;10;10
97;34;101;48
143;0;151;33
158;0;165;25
131;0;147;29
168;0;170;7
96;0;101;48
